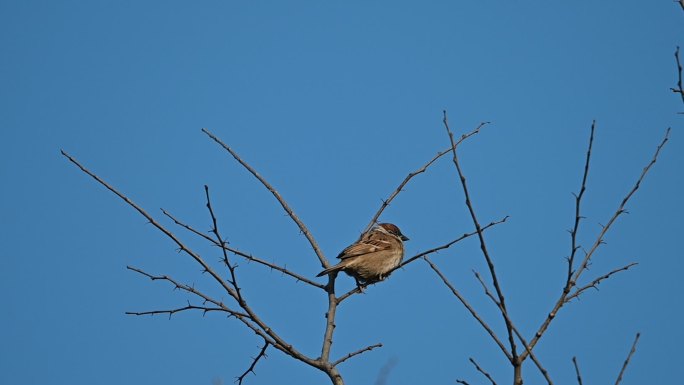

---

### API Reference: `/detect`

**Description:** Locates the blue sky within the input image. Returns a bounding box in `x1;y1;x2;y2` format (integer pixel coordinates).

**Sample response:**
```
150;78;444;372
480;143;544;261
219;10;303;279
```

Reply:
1;1;682;384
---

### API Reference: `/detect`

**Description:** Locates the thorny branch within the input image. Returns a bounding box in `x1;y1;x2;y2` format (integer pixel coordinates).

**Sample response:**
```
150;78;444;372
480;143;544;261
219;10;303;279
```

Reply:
567;121;595;285
126;303;226;318
199;130;352;384
61;150;321;376
205;185;243;304
236;342;270;385
400;216;509;269
441;112;520;375
521;127;670;361
201;128;329;269
672;47;684;105
364;121;487;233
161;209;324;289
565;262;638;303
614;333;641;385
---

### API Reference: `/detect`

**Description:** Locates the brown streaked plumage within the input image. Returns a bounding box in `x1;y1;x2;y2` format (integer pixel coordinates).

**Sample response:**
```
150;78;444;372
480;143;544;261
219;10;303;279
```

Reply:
316;223;409;284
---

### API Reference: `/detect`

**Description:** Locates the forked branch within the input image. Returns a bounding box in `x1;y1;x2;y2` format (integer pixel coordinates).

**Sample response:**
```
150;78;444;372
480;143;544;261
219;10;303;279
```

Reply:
442;112;519;366
201;128;329;268
161;209;324;289
364;120;488;233
521;127;670;361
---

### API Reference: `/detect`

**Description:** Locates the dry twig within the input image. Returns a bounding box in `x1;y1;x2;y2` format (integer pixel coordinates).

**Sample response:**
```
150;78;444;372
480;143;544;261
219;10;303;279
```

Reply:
441;112;520;381
468;357;498;385
332;343;383;367
572;356;583;385
161;209;324;289
364;121;487;233
614;333;641;385
201;128;329;268
236;342;269;385
521;127;669;361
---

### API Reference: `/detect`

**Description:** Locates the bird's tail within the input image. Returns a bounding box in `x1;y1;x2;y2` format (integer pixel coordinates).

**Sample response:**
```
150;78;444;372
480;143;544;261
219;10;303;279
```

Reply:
316;264;344;277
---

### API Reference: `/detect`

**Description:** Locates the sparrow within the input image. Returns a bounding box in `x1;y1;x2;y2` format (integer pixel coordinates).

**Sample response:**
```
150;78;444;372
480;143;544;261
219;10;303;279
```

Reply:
316;223;409;285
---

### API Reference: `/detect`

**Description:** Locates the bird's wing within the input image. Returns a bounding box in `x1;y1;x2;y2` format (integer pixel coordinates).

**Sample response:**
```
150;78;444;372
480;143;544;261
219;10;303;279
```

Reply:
337;238;391;260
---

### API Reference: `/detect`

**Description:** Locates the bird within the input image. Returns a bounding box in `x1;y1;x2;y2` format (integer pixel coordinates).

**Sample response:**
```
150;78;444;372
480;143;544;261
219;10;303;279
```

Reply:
316;223;409;285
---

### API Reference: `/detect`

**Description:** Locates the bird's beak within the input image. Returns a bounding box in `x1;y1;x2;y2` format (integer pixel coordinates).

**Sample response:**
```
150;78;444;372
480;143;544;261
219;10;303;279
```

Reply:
401;235;409;241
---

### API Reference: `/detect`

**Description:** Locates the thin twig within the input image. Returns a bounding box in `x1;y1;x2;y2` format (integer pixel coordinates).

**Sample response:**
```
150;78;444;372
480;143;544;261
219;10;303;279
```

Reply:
236;342;269;385
400;216;509;268
332;343;383;366
126;304;227;318
61;151;316;368
472;271;554;385
126;266;247;317
201;128;329;268
468;357;498;385
162;209;324;289
456;380;472;385
364;147;451;233
205;185;244;303
442;112;519;363
364;122;487;233
566;262;638;302
425;257;512;361
567;121;595;285
521;127;670;361
61;150;239;301
572;356;584;385
672;47;684;105
614;333;641;385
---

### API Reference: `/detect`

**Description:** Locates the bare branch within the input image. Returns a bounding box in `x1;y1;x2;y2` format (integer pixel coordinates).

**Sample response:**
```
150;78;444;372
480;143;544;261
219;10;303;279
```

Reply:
61;151;316;368
205;185;243;303
364;121;488;233
201;128;329;268
236;342;269;385
126;266;247;317
566;262;638;303
567;121;595;285
400;216;509;268
332;343;383;367
61;150;240;301
468;357;498;385
672;47;684;105
614;333;641;385
162;209;324;289
126;304;227;318
442;111;519;361
364;147;451;233
425;257;512;361
472;271;554;385
456;381;472;385
572;357;584;385
522;127;670;361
